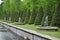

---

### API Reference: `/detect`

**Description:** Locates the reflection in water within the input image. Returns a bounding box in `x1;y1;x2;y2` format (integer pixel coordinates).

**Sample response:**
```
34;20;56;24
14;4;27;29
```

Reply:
0;25;25;40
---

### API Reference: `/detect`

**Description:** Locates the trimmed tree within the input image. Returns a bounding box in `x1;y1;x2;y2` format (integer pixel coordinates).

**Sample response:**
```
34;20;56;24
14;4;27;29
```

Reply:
34;6;44;25
22;8;27;22
24;9;31;24
50;2;60;27
29;8;36;24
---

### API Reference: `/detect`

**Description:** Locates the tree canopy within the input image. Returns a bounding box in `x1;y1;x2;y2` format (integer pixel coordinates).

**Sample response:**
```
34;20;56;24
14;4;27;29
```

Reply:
0;0;60;27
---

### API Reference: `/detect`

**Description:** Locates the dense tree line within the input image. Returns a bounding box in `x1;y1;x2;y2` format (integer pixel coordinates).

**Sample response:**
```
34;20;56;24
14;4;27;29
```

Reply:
0;0;60;27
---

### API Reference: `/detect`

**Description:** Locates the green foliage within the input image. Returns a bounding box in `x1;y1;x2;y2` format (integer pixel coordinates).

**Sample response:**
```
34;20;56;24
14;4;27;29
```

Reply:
0;5;3;19
29;8;36;24
51;2;60;27
41;0;58;26
0;0;60;27
34;6;44;25
24;9;31;24
22;8;27;22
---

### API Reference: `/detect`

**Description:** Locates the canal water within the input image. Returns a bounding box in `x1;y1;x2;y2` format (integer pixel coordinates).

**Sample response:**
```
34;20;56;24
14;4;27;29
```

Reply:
0;25;25;40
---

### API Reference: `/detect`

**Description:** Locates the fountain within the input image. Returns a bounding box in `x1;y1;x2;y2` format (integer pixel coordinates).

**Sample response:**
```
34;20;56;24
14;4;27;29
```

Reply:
18;17;21;22
37;15;58;31
44;16;48;26
15;17;21;24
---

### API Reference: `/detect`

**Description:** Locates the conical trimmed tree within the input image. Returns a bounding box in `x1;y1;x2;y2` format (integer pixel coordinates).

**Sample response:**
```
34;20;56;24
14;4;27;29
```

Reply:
22;8;27;22
29;8;36;24
24;9;31;24
51;2;60;27
34;6;44;25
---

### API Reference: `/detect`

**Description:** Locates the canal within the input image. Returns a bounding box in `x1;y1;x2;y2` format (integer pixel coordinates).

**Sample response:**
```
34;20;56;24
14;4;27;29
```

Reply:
0;25;25;40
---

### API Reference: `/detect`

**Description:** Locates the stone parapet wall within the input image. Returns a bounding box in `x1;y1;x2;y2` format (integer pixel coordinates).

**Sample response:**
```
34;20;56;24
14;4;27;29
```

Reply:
0;22;51;40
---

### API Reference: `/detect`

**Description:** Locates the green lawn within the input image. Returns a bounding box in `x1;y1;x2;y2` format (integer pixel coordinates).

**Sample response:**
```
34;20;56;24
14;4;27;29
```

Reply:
12;23;60;38
1;21;60;38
